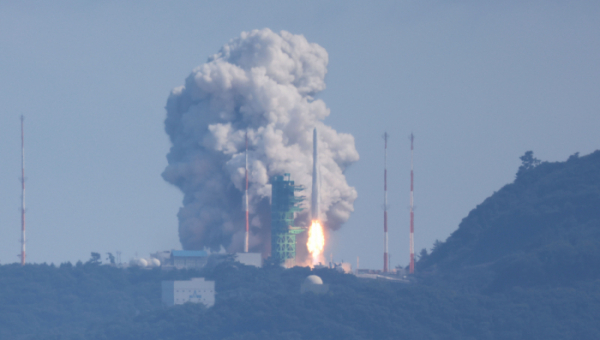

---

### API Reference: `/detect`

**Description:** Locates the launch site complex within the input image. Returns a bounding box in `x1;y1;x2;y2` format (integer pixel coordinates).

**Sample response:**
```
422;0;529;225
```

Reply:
17;118;414;283
12;30;420;297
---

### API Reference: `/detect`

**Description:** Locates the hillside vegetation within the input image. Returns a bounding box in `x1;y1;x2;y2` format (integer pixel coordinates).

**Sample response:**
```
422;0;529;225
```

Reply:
1;151;600;339
419;151;600;291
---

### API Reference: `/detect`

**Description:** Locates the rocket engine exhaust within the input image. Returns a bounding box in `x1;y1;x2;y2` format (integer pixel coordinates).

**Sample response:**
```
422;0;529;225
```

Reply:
308;128;325;265
307;220;324;265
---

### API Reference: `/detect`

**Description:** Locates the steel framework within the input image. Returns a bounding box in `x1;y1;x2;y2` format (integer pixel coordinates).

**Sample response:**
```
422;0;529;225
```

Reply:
271;174;305;267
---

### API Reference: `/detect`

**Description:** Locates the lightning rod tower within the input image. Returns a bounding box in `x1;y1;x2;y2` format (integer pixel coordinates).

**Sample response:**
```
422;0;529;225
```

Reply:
244;131;249;252
409;133;415;274
383;132;389;273
20;115;26;266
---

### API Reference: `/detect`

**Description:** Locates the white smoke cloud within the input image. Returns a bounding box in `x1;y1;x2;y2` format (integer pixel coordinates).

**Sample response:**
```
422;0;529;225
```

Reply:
163;28;359;254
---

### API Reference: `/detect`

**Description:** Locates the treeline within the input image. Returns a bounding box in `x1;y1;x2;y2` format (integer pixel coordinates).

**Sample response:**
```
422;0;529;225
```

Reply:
0;259;598;340
0;260;203;339
88;264;600;340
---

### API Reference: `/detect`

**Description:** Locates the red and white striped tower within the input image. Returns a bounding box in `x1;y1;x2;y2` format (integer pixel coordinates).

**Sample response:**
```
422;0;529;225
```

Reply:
383;132;389;273
244;131;249;253
20;115;26;266
409;133;415;274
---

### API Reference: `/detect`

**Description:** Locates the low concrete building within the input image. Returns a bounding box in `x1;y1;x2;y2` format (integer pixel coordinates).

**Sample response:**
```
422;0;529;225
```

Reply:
234;253;262;267
172;250;209;269
161;278;215;307
153;250;261;270
355;269;409;283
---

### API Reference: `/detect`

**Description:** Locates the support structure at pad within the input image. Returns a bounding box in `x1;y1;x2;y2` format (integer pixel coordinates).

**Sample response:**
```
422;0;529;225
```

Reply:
271;173;305;267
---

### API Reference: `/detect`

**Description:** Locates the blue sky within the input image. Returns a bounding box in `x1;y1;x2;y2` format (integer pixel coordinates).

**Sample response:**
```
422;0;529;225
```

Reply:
0;1;599;269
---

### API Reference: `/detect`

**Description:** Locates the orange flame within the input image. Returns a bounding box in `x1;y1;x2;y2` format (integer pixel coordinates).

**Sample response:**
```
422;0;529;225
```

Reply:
307;220;325;265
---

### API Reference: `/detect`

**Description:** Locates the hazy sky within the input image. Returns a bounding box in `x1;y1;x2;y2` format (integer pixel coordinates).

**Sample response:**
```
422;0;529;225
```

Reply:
1;1;598;269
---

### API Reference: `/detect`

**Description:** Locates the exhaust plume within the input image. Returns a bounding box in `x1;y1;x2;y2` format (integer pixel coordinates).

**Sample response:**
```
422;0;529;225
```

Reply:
162;29;359;255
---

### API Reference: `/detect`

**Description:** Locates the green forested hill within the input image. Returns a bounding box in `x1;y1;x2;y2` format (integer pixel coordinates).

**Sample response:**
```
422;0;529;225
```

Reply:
2;151;600;339
419;151;600;290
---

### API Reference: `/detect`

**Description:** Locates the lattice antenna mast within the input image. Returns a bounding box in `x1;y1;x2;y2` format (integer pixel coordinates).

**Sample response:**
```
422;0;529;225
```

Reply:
409;133;415;274
244;131;249;252
383;132;389;273
20;115;26;266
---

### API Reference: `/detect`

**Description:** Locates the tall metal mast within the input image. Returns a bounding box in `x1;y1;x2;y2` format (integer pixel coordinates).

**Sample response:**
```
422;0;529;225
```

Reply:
383;132;388;273
244;131;249;252
409;133;415;274
20;115;26;266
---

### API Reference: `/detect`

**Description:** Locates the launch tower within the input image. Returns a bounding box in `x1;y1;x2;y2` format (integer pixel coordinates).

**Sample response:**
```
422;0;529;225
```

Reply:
271;173;305;267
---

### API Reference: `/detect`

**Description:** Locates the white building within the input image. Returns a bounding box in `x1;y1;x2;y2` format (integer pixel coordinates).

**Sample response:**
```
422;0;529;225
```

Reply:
171;250;209;269
235;253;262;267
151;250;262;270
162;278;215;307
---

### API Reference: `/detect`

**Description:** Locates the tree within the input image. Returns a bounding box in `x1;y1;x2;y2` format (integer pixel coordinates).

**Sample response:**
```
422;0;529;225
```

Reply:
432;239;442;252
106;253;115;265
518;151;541;175
88;252;101;265
418;248;429;261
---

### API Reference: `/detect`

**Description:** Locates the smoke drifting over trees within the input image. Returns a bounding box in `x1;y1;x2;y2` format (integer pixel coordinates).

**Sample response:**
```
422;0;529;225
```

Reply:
162;29;359;254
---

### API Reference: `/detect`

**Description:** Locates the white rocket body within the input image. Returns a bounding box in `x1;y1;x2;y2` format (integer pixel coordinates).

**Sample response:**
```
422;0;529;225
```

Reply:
311;128;320;221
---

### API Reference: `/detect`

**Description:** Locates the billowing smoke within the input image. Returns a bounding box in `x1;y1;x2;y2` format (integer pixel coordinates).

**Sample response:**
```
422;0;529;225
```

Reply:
162;29;359;255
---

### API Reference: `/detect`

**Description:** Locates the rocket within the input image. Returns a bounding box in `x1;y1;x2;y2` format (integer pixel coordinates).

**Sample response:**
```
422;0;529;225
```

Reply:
311;128;319;221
